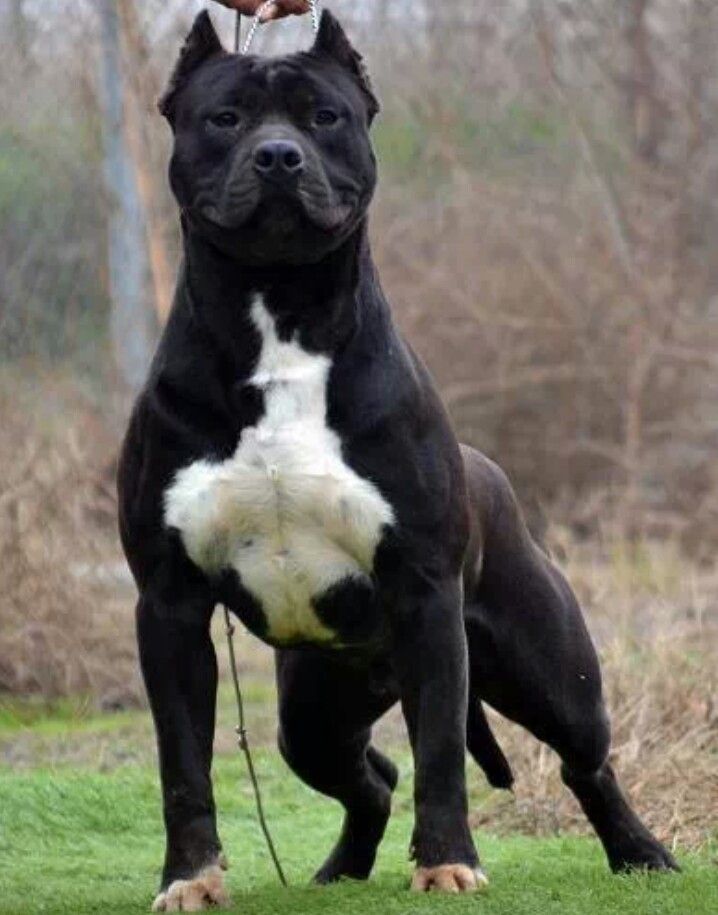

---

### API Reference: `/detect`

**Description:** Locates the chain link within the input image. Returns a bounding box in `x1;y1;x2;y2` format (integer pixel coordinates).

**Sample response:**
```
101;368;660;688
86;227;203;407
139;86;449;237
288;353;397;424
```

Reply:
239;0;320;55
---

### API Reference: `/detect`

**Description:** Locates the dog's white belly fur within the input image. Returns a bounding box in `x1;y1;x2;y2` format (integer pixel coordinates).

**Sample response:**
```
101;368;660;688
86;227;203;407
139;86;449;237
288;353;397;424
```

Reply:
164;294;393;644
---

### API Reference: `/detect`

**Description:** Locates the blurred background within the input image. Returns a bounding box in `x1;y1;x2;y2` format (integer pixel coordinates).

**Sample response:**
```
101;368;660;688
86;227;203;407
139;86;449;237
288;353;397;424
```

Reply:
0;0;716;847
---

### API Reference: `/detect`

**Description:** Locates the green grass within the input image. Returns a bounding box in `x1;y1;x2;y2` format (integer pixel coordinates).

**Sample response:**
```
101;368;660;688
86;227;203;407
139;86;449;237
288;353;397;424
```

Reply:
0;695;140;736
1;750;715;915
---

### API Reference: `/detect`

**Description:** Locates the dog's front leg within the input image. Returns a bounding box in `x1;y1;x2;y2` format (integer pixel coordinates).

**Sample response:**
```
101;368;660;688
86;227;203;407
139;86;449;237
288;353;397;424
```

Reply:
136;596;229;912
390;574;486;893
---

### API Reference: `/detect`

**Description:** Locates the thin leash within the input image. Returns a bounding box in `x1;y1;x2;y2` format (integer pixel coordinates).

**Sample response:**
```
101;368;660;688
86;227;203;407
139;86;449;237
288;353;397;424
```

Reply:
223;606;287;886
222;1;321;889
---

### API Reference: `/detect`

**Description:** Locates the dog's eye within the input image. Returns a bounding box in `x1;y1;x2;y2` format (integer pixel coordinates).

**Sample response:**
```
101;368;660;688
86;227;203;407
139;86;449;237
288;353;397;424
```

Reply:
314;109;339;127
209;111;239;129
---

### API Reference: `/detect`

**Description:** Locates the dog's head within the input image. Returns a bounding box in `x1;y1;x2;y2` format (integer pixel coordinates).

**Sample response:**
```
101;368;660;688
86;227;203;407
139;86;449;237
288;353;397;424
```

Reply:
160;9;379;265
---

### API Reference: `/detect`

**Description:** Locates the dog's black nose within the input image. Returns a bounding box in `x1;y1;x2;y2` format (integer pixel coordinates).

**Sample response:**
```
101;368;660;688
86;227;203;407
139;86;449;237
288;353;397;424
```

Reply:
253;140;305;178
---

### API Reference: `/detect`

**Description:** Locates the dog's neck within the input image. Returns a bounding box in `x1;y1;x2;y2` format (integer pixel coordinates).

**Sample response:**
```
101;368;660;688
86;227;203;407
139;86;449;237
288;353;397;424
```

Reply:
183;221;372;357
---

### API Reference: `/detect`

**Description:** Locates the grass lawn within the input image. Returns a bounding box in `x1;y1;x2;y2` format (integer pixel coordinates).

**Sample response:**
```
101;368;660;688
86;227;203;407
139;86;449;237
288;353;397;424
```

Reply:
1;746;716;915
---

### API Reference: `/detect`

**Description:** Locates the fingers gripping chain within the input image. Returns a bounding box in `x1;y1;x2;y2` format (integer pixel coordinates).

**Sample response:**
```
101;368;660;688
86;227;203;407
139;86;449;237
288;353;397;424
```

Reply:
237;0;320;54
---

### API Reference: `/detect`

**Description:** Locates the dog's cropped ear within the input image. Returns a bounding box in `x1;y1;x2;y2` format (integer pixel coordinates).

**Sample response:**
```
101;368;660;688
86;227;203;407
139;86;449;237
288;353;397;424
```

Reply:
311;10;380;124
159;11;224;123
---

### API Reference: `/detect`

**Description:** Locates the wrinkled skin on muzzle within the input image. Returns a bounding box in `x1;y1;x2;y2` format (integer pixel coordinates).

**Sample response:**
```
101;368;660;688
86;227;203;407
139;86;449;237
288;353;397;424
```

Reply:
159;10;380;266
201;122;353;231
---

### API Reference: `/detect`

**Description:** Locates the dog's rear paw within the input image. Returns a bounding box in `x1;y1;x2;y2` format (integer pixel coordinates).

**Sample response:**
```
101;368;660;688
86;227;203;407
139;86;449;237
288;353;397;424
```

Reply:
151;864;230;912
411;864;489;893
610;838;680;874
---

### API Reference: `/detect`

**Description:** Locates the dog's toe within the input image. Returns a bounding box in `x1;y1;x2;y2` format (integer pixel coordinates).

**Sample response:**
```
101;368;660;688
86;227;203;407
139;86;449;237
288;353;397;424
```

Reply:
411;864;488;893
151;864;230;912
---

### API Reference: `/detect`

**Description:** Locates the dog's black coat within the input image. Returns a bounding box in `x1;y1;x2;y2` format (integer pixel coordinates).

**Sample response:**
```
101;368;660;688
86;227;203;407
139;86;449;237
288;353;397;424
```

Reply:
118;9;677;902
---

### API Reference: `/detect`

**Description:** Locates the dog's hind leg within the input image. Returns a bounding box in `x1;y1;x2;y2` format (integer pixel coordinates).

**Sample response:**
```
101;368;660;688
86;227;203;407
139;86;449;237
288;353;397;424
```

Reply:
466;696;514;791
462;447;678;873
276;649;398;884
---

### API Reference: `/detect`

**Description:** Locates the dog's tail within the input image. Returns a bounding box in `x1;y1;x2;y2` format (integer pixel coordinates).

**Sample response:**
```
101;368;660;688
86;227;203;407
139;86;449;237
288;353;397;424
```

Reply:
467;698;514;790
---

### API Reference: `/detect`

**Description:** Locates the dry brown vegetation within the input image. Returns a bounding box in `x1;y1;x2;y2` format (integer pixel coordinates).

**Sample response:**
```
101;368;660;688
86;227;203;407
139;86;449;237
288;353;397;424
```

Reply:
0;369;142;705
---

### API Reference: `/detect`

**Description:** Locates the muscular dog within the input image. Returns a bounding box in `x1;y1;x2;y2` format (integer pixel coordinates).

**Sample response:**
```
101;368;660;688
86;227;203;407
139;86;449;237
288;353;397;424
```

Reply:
117;9;677;911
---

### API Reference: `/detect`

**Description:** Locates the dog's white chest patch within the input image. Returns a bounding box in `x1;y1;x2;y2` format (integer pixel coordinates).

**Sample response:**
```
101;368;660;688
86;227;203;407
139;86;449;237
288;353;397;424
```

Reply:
164;294;393;644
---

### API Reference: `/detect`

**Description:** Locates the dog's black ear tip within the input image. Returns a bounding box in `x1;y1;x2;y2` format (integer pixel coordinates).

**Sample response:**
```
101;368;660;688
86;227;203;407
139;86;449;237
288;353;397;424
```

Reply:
191;9;210;29
317;7;340;30
313;7;349;52
187;9;223;52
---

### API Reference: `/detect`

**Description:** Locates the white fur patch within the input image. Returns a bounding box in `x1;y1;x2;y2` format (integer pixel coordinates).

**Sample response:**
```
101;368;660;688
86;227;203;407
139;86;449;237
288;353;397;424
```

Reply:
164;294;393;644
151;863;229;912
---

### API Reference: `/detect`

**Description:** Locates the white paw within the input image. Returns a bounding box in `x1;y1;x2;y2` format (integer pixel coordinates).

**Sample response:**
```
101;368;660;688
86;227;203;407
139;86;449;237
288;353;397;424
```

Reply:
411;863;489;893
151;864;230;912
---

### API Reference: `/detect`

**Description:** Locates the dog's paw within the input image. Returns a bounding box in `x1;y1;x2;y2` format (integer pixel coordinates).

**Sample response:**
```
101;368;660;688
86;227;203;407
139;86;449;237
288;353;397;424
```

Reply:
610;838;680;874
411;864;489;893
151;864;230;912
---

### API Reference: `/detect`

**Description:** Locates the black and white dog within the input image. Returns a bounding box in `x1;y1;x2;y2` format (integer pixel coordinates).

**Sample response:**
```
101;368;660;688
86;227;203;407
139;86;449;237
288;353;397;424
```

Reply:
118;9;677;911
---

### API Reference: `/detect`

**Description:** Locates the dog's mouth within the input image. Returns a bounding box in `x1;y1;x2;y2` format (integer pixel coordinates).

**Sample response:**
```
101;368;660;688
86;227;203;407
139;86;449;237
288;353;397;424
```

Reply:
198;173;356;237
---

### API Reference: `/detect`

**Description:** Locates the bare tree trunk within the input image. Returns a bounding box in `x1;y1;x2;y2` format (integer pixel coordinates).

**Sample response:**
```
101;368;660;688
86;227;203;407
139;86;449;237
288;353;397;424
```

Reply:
626;0;664;163
534;2;634;277
97;0;158;392
9;0;30;68
685;0;707;159
118;0;174;324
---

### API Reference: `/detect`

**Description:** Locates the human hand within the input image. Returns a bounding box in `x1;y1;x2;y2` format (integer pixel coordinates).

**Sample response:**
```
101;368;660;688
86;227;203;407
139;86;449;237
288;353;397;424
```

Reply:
211;0;311;21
